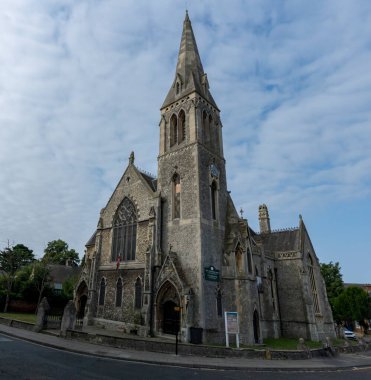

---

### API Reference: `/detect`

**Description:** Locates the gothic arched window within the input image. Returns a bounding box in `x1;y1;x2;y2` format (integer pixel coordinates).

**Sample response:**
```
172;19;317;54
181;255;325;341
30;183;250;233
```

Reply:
247;246;253;274
209;114;214;149
308;254;320;314
99;278;106;306
170;114;178;147
112;198;137;262
268;269;276;311
173;173;181;219
178;110;186;143
134;277;142;309
211;181;217;220
216;288;222;317
235;243;244;275
116;278;123;307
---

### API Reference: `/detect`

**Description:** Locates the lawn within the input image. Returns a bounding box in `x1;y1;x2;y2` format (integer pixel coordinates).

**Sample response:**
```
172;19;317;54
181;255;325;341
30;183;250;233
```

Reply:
0;312;36;324
263;338;322;350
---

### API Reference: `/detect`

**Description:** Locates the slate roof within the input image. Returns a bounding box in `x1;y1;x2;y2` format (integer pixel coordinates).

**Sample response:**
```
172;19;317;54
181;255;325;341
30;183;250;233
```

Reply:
139;171;157;192
258;228;300;253
48;264;80;284
86;231;96;247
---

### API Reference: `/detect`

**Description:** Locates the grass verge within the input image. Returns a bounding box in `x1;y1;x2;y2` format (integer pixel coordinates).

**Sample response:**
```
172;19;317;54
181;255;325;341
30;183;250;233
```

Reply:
0;312;36;324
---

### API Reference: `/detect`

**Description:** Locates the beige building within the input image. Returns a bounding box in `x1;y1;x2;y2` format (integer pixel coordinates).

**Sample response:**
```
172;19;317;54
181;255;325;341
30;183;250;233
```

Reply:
75;12;335;344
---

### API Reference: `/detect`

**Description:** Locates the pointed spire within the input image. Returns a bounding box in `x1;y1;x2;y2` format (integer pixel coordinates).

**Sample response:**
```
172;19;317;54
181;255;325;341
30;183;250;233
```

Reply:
162;12;218;109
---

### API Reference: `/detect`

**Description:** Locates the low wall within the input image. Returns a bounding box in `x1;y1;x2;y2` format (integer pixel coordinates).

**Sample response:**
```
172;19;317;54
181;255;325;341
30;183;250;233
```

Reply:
66;329;353;359
0;317;35;331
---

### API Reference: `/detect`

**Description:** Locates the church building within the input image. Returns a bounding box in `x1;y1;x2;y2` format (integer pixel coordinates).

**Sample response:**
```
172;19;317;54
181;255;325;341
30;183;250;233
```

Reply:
75;12;335;344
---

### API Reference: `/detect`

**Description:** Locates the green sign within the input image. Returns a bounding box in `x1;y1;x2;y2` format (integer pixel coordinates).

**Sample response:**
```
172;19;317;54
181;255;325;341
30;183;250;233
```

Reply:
204;266;220;282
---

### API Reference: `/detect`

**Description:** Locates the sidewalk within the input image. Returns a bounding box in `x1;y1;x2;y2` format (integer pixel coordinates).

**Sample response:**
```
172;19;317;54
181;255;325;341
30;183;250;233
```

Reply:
0;323;370;371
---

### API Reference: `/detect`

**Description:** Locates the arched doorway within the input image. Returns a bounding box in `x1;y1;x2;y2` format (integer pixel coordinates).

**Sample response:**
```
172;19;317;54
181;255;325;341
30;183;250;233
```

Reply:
75;281;88;319
156;281;181;336
163;300;180;334
253;310;260;343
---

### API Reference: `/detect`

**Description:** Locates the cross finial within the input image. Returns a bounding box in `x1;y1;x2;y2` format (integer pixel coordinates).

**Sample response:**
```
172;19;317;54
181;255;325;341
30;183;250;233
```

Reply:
240;208;244;218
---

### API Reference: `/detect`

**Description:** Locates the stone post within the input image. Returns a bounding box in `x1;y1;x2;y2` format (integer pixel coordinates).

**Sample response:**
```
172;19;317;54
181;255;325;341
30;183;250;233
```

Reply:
33;297;50;333
60;300;77;337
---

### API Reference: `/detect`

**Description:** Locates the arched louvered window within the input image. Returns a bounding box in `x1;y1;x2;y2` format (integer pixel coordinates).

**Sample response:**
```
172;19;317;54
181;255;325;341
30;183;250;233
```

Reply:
173;173;181;219
112;198;137;262
116;278;123;307
308;254;320;314
211;181;217;220
135;277;142;309
99;278;106;306
170;114;178;147
215;122;220;153
209;114;214;149
202;111;209;145
178;110;186;143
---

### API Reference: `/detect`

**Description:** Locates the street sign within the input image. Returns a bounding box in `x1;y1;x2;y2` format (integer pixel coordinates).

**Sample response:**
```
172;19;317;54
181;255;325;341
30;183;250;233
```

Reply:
204;266;220;282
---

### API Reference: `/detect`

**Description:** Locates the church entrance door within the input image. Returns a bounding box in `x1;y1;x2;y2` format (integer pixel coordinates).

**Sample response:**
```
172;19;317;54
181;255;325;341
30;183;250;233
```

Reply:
162;300;180;335
156;281;181;336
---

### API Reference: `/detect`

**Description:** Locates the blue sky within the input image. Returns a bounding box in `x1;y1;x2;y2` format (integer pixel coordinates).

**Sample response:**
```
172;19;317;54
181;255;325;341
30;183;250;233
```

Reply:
0;1;370;283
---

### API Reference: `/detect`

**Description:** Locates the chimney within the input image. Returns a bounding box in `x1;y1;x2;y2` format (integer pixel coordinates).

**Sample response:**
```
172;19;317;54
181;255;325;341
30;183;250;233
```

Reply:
259;204;271;233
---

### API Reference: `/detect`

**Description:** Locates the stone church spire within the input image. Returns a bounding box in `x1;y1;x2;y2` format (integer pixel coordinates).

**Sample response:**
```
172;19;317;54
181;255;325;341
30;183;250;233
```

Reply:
161;11;218;109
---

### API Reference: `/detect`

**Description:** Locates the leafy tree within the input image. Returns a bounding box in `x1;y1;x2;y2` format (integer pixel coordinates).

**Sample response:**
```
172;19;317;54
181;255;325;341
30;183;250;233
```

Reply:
333;286;371;329
43;239;80;266
62;274;79;299
320;261;344;310
0;244;35;312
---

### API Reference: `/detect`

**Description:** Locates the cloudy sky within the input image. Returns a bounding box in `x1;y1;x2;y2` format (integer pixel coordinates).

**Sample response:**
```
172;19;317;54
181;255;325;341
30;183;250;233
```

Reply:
1;0;370;283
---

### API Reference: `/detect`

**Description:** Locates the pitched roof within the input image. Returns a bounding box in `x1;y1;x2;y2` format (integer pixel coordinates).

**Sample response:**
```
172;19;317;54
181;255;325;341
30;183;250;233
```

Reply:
139;171;157;192
258;228;300;253
162;11;218;109
86;231;96;247
48;264;80;284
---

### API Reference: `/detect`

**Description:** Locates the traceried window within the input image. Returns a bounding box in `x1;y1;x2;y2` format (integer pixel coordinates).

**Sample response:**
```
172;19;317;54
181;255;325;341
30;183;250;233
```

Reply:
99;278;106;306
178;110;186;143
116;278;123;307
112;198;137;262
308;254;320;314
211;181;217;220
134;277;142;309
173;173;181;219
170;114;178;147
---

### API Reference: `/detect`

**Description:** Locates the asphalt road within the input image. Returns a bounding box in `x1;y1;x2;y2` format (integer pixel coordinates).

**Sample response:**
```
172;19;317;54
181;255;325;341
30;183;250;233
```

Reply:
1;334;371;380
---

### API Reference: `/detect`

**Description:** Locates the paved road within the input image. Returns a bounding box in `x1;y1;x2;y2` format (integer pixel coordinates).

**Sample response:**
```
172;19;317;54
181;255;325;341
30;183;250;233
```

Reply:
1;333;371;380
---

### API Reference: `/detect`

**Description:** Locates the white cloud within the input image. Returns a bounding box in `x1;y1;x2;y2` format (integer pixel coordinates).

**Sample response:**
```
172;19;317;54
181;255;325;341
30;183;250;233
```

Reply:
0;0;370;281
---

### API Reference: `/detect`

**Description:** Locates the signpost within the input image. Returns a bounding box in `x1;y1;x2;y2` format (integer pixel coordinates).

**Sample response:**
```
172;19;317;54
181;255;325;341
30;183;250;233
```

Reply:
204;266;220;282
224;311;240;348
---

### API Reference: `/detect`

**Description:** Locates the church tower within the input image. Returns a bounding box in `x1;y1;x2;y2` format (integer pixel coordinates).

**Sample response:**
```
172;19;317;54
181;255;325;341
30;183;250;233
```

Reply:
156;12;228;339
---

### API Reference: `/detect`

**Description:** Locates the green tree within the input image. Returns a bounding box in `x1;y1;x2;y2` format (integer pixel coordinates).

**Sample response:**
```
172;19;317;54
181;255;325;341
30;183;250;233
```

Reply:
333;286;371;329
320;261;344;310
43;239;80;266
0;244;35;312
62;274;79;299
